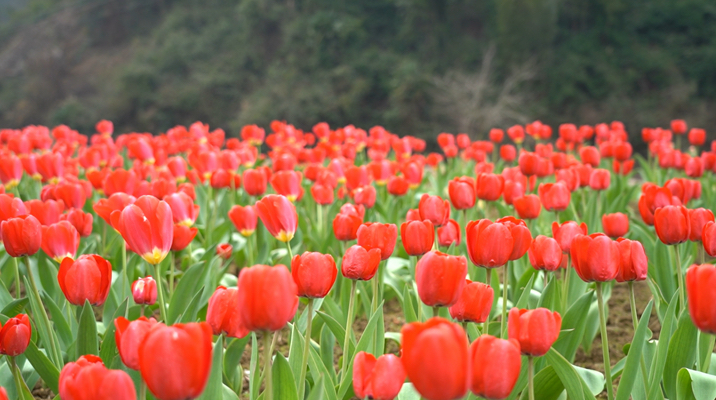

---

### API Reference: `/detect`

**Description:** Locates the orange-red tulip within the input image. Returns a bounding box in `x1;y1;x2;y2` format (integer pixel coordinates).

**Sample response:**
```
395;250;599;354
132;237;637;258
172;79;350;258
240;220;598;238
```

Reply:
437;219;461;247
687;264;716;334
292;252;337;298
570;233;620;282
171;225;197;252
475;173;505;202
508;308;561;356
418;194;450;227
164;192;200;227
236;264;298;332
60;209;93;237
1;215;41;257
589;168;611;191
255;195;298;242
353;185;376;208
25;199;64;226
552;221;588;253
41;221;80;262
448;280;493;323
206;286;248;338
112;195;173;265
0;194;28;224
353;352;406;400
416;251;467;307
689;208;714;242
401;220;434;256
216;243;232;260
93;193;136;225
538;182;571;212
448;177;476;210
242;168;268;196
703;221;716;257
0;314;31;356
114;316;158;370
311;183;334;205
469;335;521;399
59;355;137;400
227;205;257;237
528;235;563;272
615;238;648;282
514;194;541;220
103;169;138;196
602;212;629;239
333;209;362;241
357;222;397;260
342;245;382;280
58;255;112;306
271;170;303;202
654;205;690;245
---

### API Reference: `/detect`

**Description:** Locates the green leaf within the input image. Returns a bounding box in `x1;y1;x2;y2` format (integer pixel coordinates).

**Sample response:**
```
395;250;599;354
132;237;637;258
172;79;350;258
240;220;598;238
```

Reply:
223;336;250;392
23;276;62;368
0;297;27;316
99;298;128;368
663;310;699;400
545;347;592;400
402;285;418;323
198;335;224;400
552;291;594;362
77;300;99;357
249;333;260;400
305;375;326;400
316;311;346;351
519;365;563;400
616;300;653;400
396;383;422;400
40;292;73;348
272;353;298;400
676;368;716;400
319;324;336;381
574;366;606;397
24;340;60;392
177;286;206;323
647;292;679;400
223;384;241;400
167;261;210;324
515;274;536;309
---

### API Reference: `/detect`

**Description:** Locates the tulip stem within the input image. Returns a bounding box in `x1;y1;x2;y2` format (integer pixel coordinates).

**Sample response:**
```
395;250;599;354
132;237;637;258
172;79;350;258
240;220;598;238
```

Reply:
148;262;168;322
298;298;314;398
674;245;685;313
13;256;20;299
561;256;571;313
501;264;509;339
701;334;716;373
25;257;63;367
139;380;147;400
341;280;357;378
263;332;273;400
528;356;535;400
596;282;614;400
205;185;214;248
8;356;30;396
169;251;175;298
286;240;293;263
628;282;650;387
121;241;127;301
433;306;440;318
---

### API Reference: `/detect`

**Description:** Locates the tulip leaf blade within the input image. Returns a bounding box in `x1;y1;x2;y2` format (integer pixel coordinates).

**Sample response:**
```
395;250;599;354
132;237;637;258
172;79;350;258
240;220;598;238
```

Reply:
676;367;716;400
24;339;60;393
76;299;99;358
0;297;27;317
39;291;73;348
401;285;418;323
177;286;205;323
23;276;63;368
663;309;699;400
223;336;250;393
198;335;224;400
337;301;384;399
514;274;536;310
272;352;299;400
545;347;590;400
306;375;325;400
616;299;653;400
518;365;564;400
249;332;260;400
646;293;678;400
316;311;347;350
167;261;209;325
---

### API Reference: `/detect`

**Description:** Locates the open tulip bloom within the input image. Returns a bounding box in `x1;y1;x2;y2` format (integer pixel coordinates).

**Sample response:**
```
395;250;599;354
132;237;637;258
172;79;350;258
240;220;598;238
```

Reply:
0;117;710;400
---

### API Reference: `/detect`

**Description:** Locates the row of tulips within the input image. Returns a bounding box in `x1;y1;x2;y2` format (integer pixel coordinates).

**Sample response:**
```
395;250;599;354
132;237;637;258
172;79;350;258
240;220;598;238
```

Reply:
0;117;714;400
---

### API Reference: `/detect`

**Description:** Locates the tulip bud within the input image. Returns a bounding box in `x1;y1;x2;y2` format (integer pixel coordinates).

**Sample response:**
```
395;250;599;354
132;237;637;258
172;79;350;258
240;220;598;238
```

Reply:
528;235;563;272
448;177;476;210
552;221;588;253
216;243;232;260
570;234;620;282
333;211;362;241
538;182;571;212
448;280;493;323
400;220;434;256
132;277;157;305
0;314;31;356
1;215;41;257
514;195;541;220
437;219;461;247
292;252;337;298
654;205;690;245
357;222;397;261
418;194;450;227
687;264;716;334
615;238;648;282
207;286;248;338
602;212;629;239
342;245;382;280
689;208;714;242
476;173;505;202
59;255;113;306
416;251;467;308
508;308;561;356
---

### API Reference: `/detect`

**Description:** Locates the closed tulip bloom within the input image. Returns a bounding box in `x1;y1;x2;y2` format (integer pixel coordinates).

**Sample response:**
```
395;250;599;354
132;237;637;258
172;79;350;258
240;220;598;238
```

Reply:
112;195;173;265
405;208;421;222
570;233;620;282
255;195;298;242
498;216;532;261
514;195;541;220
438;219;461;247
139;322;213;400
25;199;64;225
353;185;376;208
357;222;397;260
500;145;516;162
448;177;476;210
602;212;629;239
242;168;268;196
654;205;690;245
164;192;200;226
311;183;334;205
503;180;525;206
671;119;687;135
41;221;80;262
469;335;521;399
689;128;706;146
58;255;112;306
1;215;41;257
237;265;298;332
703;222;716;257
387;175;409;196
216;243;232;260
401;318;469;400
115;316;158;370
342;245;382;280
132;277;157;305
333;211;362;241
466;219;513;268
103;169;138;196
353;352;406;400
518;152;541;176
0;194;28;224
171;225;197;251
449;280;493;323
508;308;561;356
416;251;467;307
0;154;22;188
0;314;31;356
616;238;648;282
292;252;337;298
227;205;258;237
59;355;137;400
418;194;450;227
206;286;249;338
528;236;563;272
689;208;714;242
476;173;505;201
552;221;588;253
271;170;303;201
687;264;716;334
589;168;611;191
401;220;434;256
60;209;93;237
0;387;6;400
538;182;571;212
93;193;135;225
53;181;87;209
579;146;601;167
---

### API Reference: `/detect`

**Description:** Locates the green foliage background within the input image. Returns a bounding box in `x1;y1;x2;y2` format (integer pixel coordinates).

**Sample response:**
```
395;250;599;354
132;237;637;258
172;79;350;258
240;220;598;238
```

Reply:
0;0;715;144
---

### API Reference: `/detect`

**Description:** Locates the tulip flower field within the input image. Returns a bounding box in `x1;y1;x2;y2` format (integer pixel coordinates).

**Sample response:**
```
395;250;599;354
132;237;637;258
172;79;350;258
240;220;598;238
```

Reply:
0;119;714;400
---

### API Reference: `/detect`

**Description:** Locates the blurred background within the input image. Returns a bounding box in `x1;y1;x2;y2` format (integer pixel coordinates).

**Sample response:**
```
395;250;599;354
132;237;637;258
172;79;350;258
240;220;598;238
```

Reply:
0;0;714;147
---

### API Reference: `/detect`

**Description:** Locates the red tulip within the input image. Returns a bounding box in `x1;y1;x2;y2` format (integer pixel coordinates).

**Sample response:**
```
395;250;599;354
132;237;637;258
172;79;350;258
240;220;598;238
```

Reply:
353;352;406;400
476;173;505;201
602;212;629;239
207;286;249;338
53;181;87;209
689;128;706;146
255;195;298;242
0;154;22;189
689;208;714;242
139;322;212;400
0;314;31;356
103;169;138;196
60;209;93;237
271;170;303;202
333;209;362;241
401;220;434;256
469;335;521;399
588;168;611;191
416;251;467;307
570;233;620;282
25;199;64;226
615;238;648;282
448;280;493;323
216;243;232;260
401;318;469;400
59;355;137;400
703;222;716;257
237;265;298;332
466;219;512;268
132;277;157;305
41;221;80;262
498;216;532;261
292;252;337;298
654;205;690;245
518;152;541;176
687;264;716;333
0;387;7;400
93;193;136;225
437;219;461;247
671;119;687;135
353;185;377;208
227;205;258;237
552;221;588;253
500;145;516;162
579;146;600;166
112;195;173;265
115;316;158;370
508;308;561;356
311;183;334;205
342;245;382;280
514;194;541;220
418;194;450;227
58;255;112;306
35;152;64;183
0;194;28;224
1;215;41;257
164;192;200;226
528;235;563;272
448;177;476;210
538;182;571;212
171;225;197;251
387;175;409;196
503;180;526;206
242;168;268;196
508;125;525;144
357;222;397;260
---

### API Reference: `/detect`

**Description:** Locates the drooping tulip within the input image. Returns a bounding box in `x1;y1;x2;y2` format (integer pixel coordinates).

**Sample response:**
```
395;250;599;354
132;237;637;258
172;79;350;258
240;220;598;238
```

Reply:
138;322;213;400
0;314;31;356
292;252;337;298
448;280;493;323
654;205;690;245
602;213;629;239
1;215;41;257
41;221;80;262
415;251;467;307
255;195;298;242
469;335;521;399
570;233;620;282
401;318;469;400
401;220;434;256
206;286;249;338
357;222;397;260
353;352;406;400
508;308;561;356
686;264;716;334
418;194;450;227
615;238;648;282
132;277;157;305
342;245;382;280
236;265;298;332
58;255;112;306
114;316;158;370
528;235;563;272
